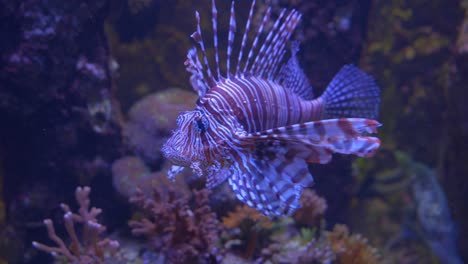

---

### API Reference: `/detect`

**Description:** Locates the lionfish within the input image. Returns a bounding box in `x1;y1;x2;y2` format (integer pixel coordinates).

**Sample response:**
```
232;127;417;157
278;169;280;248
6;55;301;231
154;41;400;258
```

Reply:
162;0;381;216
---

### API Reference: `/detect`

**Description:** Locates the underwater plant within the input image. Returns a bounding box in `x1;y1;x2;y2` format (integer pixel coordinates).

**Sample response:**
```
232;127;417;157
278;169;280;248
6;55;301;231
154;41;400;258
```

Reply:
32;186;120;263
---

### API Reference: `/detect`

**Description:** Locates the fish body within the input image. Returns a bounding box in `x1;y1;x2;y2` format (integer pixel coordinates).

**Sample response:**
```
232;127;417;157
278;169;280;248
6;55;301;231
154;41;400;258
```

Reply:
162;0;381;216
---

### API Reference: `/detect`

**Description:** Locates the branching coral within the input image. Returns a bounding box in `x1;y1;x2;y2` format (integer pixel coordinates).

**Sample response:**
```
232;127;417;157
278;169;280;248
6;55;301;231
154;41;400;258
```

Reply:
32;186;120;263
129;183;221;263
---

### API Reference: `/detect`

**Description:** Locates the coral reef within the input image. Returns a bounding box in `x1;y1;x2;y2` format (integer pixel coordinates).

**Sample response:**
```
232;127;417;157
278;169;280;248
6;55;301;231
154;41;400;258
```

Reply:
32;186;120;263
0;0;465;263
259;235;335;264
293;189;328;227
129;183;221;263
112;156;152;198
111;155;191;199
0;1;124;260
326;224;380;264
222;205;273;230
220;189;329;261
123;88;197;164
257;224;380;264
219;190;336;263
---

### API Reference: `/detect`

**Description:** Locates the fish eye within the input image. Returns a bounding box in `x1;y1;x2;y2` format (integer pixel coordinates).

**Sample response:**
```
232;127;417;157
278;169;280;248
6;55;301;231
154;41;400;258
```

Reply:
194;116;209;133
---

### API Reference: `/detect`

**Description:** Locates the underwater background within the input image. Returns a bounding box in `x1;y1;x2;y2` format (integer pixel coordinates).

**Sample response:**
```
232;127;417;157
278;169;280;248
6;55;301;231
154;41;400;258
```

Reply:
0;0;467;263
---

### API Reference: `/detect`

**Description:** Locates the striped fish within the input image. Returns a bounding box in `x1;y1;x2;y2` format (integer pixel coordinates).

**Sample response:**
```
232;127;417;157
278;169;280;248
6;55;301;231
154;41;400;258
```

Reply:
162;0;381;216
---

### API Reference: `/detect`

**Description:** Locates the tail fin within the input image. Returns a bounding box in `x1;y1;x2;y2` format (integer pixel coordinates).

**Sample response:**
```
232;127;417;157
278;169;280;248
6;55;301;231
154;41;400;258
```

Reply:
321;65;381;120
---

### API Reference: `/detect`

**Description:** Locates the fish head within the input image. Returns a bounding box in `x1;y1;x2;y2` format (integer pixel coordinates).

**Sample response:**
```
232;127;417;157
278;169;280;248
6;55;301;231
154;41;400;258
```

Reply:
162;109;210;169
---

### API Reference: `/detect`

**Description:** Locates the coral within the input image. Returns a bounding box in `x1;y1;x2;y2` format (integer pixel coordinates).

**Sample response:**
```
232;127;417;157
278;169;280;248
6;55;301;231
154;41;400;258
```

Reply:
222;205;273;230
259;224;380;264
111;155;191;199
129;183;221;263
112;156;151;198
221;205;275;260
220;190;326;231
259;237;335;264
221;253;252;264
220;189;326;261
123;88;197;164
326;224;380;264
257;224;334;264
32;186;120;263
293;189;327;227
291;239;335;264
0;2;124;262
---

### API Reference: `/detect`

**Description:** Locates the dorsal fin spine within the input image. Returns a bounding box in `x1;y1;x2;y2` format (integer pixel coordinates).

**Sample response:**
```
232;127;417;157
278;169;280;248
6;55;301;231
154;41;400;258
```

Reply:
268;50;286;79
268;11;301;78
260;13;291;76
265;11;293;75
227;1;236;78
211;0;221;80
251;9;286;76
236;0;256;76
243;7;271;73
192;11;216;87
185;47;210;97
190;2;303;92
262;10;294;77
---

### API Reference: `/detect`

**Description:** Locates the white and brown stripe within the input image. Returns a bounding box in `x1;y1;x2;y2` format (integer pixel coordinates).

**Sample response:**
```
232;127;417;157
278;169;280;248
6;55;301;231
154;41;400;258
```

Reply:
163;0;381;217
200;76;324;133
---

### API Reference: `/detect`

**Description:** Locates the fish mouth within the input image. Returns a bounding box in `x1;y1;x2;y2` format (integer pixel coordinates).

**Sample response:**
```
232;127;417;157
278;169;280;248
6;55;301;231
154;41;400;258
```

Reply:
161;143;191;167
